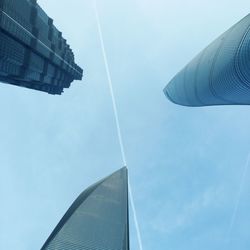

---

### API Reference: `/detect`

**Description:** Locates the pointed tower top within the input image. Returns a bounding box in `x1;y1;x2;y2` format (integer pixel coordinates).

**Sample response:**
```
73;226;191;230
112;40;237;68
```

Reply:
41;168;129;250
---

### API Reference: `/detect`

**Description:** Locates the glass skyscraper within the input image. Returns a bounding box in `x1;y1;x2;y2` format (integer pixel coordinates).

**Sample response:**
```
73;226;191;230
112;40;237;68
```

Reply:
41;167;129;250
164;14;250;106
0;0;82;94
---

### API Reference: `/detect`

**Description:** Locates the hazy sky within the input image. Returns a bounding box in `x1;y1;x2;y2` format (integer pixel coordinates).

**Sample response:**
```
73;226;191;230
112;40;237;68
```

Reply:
0;1;250;249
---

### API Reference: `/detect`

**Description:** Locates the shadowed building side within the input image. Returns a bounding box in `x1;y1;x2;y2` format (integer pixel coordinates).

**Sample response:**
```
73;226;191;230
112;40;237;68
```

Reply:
41;167;129;250
0;0;83;95
164;14;250;107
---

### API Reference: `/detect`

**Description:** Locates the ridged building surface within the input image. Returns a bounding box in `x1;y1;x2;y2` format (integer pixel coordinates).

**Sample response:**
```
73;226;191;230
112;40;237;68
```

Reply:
0;0;83;95
41;167;130;250
164;14;250;106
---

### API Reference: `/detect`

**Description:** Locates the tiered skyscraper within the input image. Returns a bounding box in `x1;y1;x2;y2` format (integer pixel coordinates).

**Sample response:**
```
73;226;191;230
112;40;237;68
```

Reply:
164;14;250;106
0;0;83;95
41;167;130;250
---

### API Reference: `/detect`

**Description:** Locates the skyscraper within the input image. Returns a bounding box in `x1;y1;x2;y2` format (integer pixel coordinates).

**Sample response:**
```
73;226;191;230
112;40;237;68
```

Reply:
164;14;250;107
0;0;83;95
41;167;129;250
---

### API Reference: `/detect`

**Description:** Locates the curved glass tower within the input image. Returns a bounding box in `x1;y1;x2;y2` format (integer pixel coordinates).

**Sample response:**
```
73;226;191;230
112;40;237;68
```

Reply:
41;167;129;250
164;14;250;106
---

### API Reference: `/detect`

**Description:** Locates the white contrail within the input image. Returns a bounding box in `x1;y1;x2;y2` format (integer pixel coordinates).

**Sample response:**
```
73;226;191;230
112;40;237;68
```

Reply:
93;0;127;167
93;2;143;249
225;153;250;243
129;177;144;250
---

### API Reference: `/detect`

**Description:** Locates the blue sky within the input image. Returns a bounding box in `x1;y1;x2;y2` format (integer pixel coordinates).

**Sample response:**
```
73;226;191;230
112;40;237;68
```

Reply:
0;0;250;249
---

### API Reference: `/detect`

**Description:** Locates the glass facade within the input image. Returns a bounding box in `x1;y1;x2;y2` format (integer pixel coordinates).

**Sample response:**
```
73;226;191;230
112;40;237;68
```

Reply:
41;167;129;250
164;14;250;106
0;0;83;94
